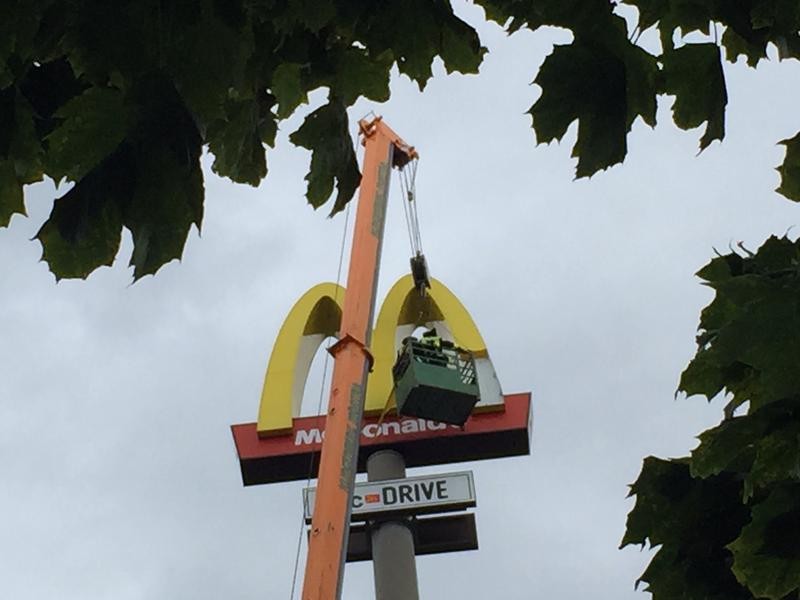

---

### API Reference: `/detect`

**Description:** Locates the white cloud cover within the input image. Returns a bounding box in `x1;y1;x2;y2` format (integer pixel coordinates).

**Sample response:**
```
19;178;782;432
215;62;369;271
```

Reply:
2;4;799;598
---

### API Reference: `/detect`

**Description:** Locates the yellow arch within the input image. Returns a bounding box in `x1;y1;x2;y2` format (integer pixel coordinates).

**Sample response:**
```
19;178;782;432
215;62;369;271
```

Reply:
364;275;487;414
257;282;345;436
256;276;493;434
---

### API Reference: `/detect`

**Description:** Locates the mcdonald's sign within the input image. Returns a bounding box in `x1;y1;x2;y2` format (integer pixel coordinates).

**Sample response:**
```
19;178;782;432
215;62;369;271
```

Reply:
231;275;532;485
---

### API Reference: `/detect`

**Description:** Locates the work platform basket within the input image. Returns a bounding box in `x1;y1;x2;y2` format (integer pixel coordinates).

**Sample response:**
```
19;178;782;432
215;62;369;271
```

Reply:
392;340;479;426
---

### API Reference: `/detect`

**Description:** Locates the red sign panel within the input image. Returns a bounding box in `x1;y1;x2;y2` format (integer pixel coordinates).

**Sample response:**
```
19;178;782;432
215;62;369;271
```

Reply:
231;392;532;485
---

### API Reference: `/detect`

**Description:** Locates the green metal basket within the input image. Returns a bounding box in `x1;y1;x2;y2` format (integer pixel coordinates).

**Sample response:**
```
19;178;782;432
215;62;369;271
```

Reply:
392;340;479;426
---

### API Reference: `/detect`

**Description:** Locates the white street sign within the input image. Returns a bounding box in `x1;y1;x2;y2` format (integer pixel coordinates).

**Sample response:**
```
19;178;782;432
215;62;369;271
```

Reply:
303;471;476;522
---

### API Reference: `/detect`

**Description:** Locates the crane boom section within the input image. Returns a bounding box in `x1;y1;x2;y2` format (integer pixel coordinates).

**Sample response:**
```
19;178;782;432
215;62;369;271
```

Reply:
302;118;417;600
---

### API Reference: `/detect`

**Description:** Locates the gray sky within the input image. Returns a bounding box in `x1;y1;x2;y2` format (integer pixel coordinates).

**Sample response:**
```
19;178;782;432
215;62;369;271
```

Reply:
2;4;800;599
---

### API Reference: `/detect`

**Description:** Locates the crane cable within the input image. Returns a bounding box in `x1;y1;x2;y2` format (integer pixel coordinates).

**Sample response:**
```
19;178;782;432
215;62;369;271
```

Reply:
398;158;422;257
397;158;430;296
288;199;352;600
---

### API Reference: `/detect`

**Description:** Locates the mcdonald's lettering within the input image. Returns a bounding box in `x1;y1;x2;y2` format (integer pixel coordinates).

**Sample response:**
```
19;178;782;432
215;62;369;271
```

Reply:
293;417;459;447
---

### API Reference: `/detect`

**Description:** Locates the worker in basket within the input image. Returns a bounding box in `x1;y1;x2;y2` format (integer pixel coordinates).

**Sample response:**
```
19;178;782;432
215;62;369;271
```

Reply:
420;327;441;349
398;328;458;370
391;327;480;426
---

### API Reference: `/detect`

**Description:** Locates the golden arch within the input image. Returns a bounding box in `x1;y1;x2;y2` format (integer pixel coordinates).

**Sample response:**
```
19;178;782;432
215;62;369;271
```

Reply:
257;276;501;437
365;275;487;414
257;282;345;436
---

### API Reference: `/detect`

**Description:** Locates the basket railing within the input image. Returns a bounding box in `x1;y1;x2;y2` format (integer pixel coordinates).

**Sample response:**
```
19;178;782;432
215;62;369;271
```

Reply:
393;340;476;386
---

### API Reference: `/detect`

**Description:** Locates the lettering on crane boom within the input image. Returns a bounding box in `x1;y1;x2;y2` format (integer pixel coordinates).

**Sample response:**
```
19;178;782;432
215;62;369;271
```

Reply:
303;471;475;522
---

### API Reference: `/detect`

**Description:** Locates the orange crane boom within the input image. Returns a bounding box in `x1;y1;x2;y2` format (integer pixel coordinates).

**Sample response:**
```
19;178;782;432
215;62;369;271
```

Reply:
302;117;417;599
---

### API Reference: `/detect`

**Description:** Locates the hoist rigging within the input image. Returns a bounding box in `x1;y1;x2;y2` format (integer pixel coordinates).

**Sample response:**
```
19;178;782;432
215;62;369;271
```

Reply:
390;154;480;426
397;157;430;297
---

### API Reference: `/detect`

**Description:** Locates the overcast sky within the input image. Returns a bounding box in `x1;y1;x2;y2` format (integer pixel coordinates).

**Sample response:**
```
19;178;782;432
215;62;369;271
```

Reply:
3;4;800;599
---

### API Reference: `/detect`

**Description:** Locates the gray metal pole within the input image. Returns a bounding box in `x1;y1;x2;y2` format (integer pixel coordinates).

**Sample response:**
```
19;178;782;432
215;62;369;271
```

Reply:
366;450;419;600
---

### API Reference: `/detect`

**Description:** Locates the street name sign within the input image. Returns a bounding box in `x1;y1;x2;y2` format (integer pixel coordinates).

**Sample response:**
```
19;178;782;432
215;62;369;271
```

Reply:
303;471;476;522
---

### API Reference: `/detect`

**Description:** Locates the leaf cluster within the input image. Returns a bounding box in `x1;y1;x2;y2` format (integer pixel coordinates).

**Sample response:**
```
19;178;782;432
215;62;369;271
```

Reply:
623;236;800;599
4;1;800;280
478;0;800;180
0;0;484;279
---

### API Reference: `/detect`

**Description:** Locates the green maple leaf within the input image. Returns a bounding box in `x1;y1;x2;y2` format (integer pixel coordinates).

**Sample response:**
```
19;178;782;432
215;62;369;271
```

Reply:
0;0;43;87
750;0;780;29
61;2;158;85
0;87;44;186
746;420;800;497
680;238;800;412
678;350;725;400
625;42;659;130
352;0;484;90
696;249;745;283
273;44;394;115
166;12;253;128
477;0;614;33
0;159;24;226
44;85;132;183
0;86;43;228
717;0;800;67
751;0;800;34
624;0;714;50
289;99;360;214
751;233;800;271
473;0;531;30
271;63;307;119
774;33;800;61
624;0;671;32
776;131;800;202
729;484;800;599
722;27;768;67
330;47;392;106
122;95;204;280
622;457;697;549
124;141;203;280
207;97;268;186
269;0;336;34
622;457;753;599
662;43;727;151
16;59;88;147
690;398;800;498
351;1;438;89
38;78;205;281
440;13;485;75
530;18;657;178
635;542;755;600
690;413;762;479
36;147;128;279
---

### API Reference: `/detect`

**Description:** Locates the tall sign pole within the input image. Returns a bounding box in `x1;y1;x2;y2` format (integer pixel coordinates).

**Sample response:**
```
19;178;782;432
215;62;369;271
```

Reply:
366;450;420;600
301;118;417;600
